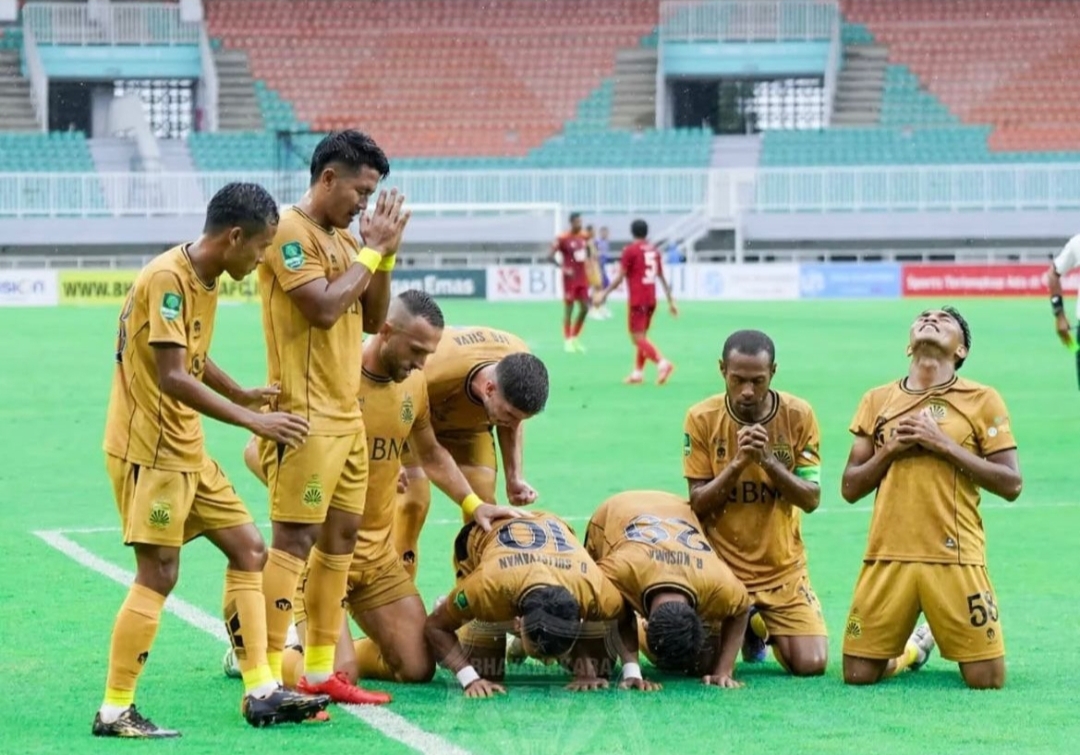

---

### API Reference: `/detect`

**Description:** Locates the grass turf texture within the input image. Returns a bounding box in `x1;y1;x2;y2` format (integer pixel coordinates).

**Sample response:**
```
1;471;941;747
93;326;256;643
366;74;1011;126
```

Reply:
2;298;1077;755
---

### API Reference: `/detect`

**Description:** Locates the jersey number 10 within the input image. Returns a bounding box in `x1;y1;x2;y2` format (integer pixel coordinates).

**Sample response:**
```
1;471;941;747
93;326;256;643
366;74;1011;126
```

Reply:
498;519;575;553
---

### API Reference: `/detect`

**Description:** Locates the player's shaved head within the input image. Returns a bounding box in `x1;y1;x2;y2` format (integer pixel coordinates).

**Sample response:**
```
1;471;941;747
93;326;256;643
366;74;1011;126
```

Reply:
630;219;648;239
519;586;581;658
722;330;776;364
495;353;549;415
646;600;706;672
387;289;445;329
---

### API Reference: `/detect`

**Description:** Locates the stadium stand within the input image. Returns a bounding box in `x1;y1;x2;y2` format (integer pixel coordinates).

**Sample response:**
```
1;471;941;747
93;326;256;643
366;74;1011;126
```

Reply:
764;0;1080;167
195;0;712;171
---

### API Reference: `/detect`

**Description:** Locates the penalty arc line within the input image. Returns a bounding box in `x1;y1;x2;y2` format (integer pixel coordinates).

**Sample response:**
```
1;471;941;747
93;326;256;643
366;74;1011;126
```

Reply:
32;529;474;755
44;500;1080;535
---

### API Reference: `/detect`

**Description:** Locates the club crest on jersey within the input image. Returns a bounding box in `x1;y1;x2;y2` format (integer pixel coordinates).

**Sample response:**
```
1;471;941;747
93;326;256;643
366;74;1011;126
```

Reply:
715;443;726;460
160;292;182;321
400;395;414;424
926;400;947;421
281;241;304;270
303;475;323;508
148;500;172;530
773;444;793;467
845;614;862;639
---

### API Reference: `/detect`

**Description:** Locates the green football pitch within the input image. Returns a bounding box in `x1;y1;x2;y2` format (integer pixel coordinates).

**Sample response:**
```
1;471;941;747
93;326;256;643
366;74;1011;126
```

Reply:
3;298;1078;755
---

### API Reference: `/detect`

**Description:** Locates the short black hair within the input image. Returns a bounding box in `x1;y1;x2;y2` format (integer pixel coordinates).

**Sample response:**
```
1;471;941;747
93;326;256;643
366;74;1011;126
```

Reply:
722;329;776;364
204;182;279;236
397;289;445;328
495;353;549;415
630;219;648;239
309;130;390;185
941;305;972;369
519;586;581;658
646;601;706;672
569;212;582;223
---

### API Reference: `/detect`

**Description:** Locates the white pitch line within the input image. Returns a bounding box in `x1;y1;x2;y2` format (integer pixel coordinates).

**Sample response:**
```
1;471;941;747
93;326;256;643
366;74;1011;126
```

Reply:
48;502;1078;536
32;529;474;755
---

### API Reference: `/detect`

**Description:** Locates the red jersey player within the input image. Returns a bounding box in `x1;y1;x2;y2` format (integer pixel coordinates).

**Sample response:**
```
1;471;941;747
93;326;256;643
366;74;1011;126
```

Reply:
550;212;592;353
595;219;678;384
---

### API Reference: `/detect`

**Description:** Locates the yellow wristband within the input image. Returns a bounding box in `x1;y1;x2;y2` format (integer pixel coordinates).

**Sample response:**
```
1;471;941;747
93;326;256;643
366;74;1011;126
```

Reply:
355;247;381;273
377;253;396;272
460;493;484;519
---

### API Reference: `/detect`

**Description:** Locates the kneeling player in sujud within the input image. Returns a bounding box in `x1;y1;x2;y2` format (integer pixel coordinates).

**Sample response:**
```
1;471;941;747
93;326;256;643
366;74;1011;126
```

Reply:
581;490;750;690
682;330;828;676
96;183;328;737
235;291;521;687
424;512;624;698
841;307;1021;689
394;326;550;576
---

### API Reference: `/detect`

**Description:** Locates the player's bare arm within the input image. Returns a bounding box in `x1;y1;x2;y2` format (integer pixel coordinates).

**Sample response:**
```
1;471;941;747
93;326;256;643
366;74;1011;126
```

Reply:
595;267;625;305
497;422;537;505
895;411;1022;500
424;602;506;698
410;421;523;530
358;200;411;334
756;432;821;513
287;190;406;330
203;357;279;410
153;345;308;447
840;432;915;503
616;606;661;692
1048;261;1069;335
702;610;748;689
687;427;765;516
657;267;678;316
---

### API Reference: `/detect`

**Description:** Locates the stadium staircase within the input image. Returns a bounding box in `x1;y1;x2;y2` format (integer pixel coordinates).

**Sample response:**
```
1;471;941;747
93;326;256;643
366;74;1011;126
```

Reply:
213;45;263;132
830;39;887;127
0;43;38;131
609;47;658;131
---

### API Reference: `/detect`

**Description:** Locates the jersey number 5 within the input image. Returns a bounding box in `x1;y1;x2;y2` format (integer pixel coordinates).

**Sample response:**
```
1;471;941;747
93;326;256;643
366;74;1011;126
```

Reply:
623;515;711;552
642;251;659;286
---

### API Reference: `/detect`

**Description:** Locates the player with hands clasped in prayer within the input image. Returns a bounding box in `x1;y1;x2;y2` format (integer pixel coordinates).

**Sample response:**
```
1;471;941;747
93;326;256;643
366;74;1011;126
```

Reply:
841;307;1021;689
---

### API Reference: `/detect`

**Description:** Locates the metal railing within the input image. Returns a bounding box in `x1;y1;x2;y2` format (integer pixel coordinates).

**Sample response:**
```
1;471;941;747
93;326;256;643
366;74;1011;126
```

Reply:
0;170;710;218
22;2;199;45
659;0;839;42
3;165;1080;218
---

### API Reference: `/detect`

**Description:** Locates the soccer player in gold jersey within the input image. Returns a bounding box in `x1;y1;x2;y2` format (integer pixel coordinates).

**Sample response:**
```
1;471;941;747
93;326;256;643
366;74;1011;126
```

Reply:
96;183;328;737
394;327;549;576
683;330;827;676
240;291;521;686
841;307;1021;689
425;512;624;698
583;490;750;689
256;130;409;705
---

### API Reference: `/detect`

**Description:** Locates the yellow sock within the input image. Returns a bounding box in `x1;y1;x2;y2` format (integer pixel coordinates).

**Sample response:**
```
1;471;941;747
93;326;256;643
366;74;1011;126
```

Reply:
355;638;396;681
223;569;275;696
262;548;305;681
282;647;305;690
303;548;352;679
267;652;284;684
102;583;166;711
750;611;769;641
392;479;430;580
884;641;921;678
